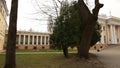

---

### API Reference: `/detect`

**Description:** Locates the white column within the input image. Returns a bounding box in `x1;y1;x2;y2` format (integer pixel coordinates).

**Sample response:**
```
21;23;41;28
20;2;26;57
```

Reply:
36;36;38;45
107;25;110;44
28;35;30;45
116;26;119;44
23;35;26;45
32;35;34;45
109;25;111;44
113;25;117;44
110;25;114;44
101;28;104;44
18;35;21;45
118;26;120;44
44;35;46;45
40;36;42;45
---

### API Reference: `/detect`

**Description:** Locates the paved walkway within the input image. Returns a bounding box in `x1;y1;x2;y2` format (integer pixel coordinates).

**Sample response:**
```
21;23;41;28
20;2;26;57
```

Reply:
91;45;120;68
0;51;76;54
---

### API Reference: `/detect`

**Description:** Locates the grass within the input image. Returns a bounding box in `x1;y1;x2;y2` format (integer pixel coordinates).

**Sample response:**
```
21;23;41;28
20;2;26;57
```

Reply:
16;49;63;52
0;54;105;68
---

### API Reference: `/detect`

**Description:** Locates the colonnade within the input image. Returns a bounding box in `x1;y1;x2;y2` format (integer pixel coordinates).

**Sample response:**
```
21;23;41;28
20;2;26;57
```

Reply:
105;24;120;44
17;34;50;46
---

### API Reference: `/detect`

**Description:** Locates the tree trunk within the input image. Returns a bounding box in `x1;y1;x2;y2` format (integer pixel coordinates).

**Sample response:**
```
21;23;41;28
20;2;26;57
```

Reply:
78;17;96;59
77;0;103;59
4;0;18;68
62;45;69;58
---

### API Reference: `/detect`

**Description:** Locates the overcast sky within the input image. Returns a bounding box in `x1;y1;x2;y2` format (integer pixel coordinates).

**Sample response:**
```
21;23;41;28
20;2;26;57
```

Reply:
6;0;120;32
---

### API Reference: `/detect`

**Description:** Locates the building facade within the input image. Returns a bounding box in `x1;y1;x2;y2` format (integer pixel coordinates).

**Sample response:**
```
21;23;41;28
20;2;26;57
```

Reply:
5;31;51;49
4;15;120;50
47;15;120;45
0;0;8;50
98;15;120;45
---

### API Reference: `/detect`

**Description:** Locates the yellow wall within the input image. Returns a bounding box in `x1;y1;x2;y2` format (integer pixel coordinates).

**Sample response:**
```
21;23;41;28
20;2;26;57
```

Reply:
0;0;7;50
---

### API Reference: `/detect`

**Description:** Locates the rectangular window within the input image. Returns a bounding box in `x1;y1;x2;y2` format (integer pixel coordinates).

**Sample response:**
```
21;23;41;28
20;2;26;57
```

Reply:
117;38;119;43
103;26;105;30
46;36;48;45
104;36;106;43
38;36;41;45
20;35;24;44
42;36;44;45
16;35;19;44
5;34;7;43
34;36;36;45
25;35;28;44
30;36;32;44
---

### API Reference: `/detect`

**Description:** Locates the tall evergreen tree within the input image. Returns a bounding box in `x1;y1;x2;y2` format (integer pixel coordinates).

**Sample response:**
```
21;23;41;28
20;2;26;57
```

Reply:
50;2;70;58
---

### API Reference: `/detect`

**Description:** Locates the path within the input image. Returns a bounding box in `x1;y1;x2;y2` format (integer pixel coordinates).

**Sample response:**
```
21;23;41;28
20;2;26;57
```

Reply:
90;45;120;68
0;52;76;54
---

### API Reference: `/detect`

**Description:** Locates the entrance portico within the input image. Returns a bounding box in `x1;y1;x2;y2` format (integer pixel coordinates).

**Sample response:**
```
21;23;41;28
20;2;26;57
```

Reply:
99;16;120;45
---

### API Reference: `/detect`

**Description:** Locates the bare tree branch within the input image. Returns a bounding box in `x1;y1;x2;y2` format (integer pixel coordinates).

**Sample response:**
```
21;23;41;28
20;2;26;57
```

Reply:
35;0;52;17
57;0;62;5
92;0;104;19
52;0;59;8
52;0;59;17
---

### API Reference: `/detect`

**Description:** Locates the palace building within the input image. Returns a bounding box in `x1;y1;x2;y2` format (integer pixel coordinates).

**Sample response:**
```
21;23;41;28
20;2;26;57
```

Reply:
0;0;8;51
3;15;120;50
89;15;120;49
5;30;51;49
48;15;120;49
98;15;120;45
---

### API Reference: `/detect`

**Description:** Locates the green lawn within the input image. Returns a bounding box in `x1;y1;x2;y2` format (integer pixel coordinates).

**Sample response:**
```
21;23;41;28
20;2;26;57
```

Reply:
16;49;63;52
0;54;104;68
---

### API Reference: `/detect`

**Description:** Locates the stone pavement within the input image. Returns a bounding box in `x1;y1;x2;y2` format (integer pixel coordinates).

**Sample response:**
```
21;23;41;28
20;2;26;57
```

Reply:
90;45;120;68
